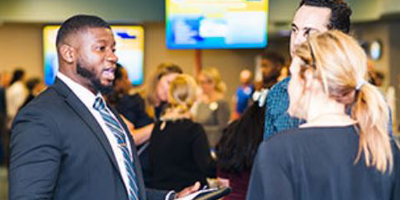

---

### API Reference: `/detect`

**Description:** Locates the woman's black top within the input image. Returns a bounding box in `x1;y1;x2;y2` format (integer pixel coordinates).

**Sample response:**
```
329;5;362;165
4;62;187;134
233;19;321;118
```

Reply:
115;93;153;128
147;119;214;191
247;125;400;200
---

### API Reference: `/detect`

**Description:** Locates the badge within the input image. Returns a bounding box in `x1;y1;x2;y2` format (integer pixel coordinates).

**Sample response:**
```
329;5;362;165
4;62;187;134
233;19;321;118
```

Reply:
209;102;219;111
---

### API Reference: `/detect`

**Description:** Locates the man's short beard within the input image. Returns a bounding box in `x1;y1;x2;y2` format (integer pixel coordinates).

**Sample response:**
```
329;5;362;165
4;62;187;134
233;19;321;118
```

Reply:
77;63;113;95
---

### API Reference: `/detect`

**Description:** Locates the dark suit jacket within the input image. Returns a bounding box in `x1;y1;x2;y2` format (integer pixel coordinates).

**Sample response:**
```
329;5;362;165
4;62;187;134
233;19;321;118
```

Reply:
9;78;168;200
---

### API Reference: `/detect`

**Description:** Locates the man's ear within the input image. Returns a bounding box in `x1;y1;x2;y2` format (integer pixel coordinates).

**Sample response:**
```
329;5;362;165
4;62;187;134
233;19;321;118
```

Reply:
59;44;75;63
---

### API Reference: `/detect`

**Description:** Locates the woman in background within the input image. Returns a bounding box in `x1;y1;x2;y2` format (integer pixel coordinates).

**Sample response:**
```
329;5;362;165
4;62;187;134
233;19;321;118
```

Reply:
148;74;214;191
146;62;183;119
216;102;264;200
110;62;183;143
110;64;153;128
193;67;230;150
108;64;154;145
6;69;28;122
110;62;183;184
247;30;400;200
20;77;46;109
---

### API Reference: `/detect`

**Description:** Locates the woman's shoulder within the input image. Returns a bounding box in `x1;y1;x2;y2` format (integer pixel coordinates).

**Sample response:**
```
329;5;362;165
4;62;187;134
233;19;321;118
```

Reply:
161;118;202;129
158;119;206;139
266;127;307;141
214;99;230;111
265;126;356;149
215;98;228;104
118;92;145;104
257;128;318;162
262;128;305;151
179;119;204;130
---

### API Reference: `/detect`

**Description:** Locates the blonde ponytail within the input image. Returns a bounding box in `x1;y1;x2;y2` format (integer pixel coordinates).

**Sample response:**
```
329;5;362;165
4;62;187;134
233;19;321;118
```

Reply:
352;83;393;173
295;30;395;173
165;74;197;117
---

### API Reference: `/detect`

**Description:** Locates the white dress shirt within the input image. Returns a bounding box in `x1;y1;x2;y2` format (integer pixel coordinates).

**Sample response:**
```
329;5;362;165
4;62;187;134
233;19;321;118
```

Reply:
57;73;134;197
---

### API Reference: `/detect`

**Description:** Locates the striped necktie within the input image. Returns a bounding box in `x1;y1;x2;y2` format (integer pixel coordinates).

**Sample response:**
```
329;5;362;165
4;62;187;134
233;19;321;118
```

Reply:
93;97;140;200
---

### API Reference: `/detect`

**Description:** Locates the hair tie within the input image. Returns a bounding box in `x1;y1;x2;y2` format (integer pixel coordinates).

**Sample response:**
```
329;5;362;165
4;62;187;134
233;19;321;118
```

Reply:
355;79;367;91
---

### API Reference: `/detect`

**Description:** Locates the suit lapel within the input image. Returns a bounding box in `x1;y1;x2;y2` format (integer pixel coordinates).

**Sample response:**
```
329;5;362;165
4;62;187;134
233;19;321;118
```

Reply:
53;78;147;200
51;79;121;179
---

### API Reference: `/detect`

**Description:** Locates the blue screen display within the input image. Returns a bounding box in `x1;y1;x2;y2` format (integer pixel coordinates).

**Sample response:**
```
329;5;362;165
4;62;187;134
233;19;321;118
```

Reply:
166;0;268;49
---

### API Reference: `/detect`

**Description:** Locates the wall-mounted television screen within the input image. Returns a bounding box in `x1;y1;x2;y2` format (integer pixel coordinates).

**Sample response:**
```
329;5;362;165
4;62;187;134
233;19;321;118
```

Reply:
43;25;145;85
166;0;268;49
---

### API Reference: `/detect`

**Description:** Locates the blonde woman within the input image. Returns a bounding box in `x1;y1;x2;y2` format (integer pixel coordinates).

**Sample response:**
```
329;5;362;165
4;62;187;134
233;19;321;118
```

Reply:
113;62;183;186
146;62;183;119
110;62;183;145
247;31;400;200
193;67;231;149
147;74;214;191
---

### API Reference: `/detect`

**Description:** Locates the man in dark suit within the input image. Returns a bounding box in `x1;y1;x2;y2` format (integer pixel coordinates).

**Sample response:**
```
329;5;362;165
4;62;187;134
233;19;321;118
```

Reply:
9;15;199;200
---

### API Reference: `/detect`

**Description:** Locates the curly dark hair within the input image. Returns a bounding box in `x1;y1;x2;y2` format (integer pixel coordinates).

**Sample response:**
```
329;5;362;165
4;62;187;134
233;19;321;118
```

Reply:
216;103;265;173
299;0;352;33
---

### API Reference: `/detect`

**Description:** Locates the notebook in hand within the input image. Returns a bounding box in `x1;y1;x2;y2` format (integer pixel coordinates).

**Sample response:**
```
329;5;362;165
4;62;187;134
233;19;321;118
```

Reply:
176;187;232;200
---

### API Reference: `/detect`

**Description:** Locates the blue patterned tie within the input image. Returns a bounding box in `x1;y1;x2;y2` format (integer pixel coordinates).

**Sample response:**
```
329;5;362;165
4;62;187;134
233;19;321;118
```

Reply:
93;97;139;200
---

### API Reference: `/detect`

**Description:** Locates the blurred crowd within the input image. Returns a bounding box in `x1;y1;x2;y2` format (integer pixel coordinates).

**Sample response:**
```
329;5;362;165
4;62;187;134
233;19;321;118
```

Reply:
3;0;400;199
0;44;393;199
0;69;45;166
101;52;289;196
0;51;288;197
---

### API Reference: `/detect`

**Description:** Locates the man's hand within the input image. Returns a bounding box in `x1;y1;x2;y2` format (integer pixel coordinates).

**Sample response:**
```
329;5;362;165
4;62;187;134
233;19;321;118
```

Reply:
175;181;201;198
217;177;230;188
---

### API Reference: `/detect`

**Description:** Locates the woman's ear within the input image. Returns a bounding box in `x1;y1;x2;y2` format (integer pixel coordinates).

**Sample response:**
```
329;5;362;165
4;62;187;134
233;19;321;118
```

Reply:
303;69;315;90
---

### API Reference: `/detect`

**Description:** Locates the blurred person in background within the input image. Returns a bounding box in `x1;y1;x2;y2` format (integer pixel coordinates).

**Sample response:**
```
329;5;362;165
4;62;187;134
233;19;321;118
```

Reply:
252;51;285;109
0;71;12;88
147;74;214;191
4;69;28;165
0;71;12;124
110;62;183;143
110;63;153;128
20;77;46;109
146;63;183;119
108;63;154;145
248;30;400;200
0;72;8;166
0;71;12;129
6;69;28;122
367;59;385;87
216;102;264;200
193;67;230;151
231;69;254;120
139;62;183;185
277;65;290;82
263;0;353;140
259;52;285;90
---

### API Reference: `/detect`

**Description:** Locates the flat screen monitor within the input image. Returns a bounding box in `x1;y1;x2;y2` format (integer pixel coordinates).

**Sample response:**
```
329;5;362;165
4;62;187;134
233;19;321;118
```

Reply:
166;0;268;49
43;25;145;85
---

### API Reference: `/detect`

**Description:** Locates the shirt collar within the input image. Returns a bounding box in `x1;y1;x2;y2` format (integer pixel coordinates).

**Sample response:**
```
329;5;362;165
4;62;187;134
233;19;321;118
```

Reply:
57;72;102;109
